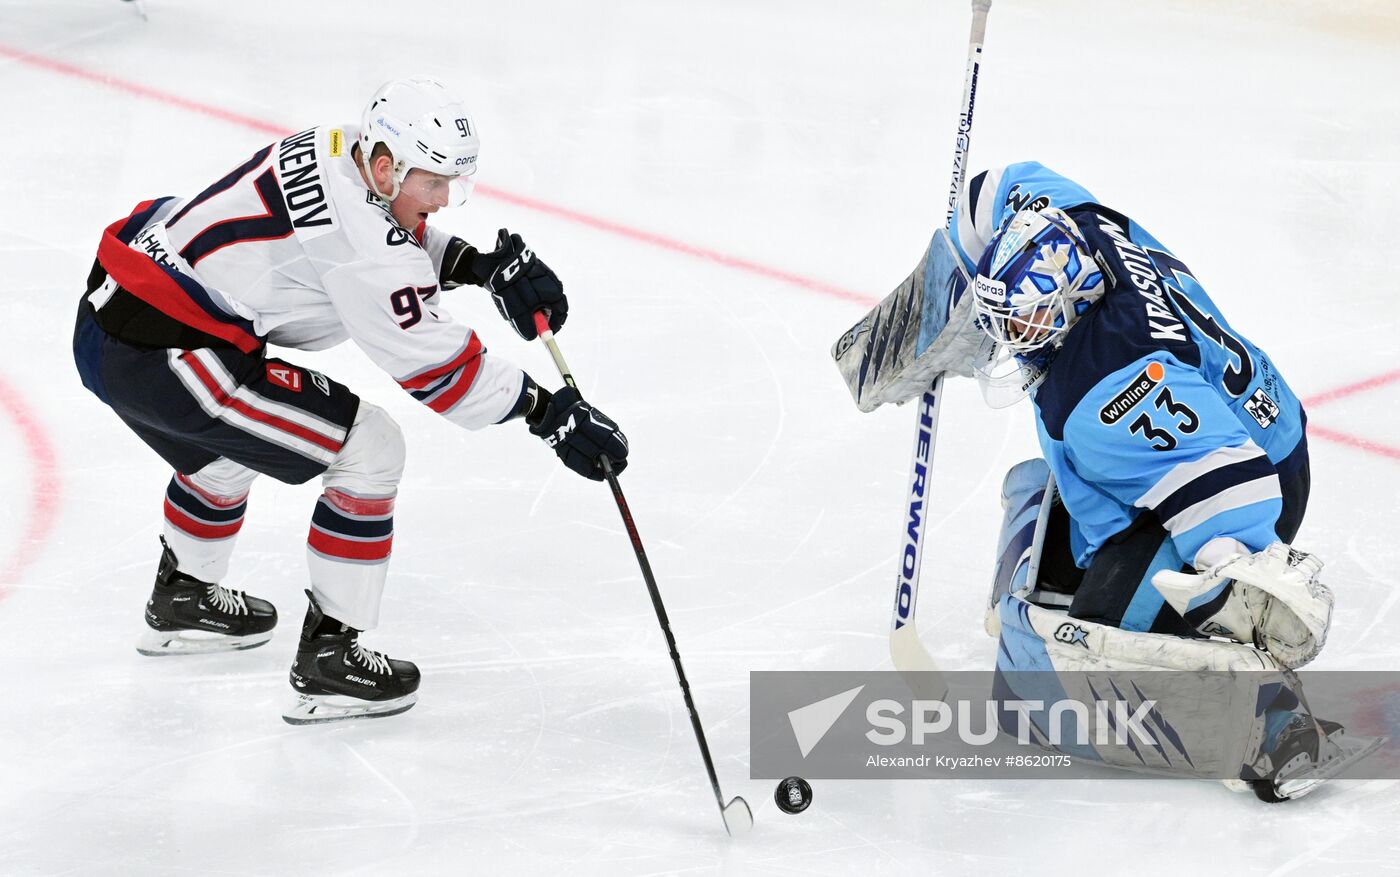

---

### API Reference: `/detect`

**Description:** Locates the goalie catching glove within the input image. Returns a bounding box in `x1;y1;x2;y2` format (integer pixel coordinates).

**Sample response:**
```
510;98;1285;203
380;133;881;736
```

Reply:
1151;542;1334;668
440;229;568;340
526;385;628;481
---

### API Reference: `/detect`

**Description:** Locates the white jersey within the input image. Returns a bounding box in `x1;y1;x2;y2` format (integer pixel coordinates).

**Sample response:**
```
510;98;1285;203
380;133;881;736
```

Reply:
95;124;523;429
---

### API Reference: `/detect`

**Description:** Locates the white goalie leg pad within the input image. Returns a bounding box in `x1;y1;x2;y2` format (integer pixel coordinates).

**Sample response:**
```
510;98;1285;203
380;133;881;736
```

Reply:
308;402;405;631
994;595;1282;780
996;594;1283;674
1151;542;1333;669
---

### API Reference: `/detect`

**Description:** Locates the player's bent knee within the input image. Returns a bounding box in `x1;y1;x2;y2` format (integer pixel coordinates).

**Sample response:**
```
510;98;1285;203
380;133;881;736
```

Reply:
185;457;259;500
322;402;405;496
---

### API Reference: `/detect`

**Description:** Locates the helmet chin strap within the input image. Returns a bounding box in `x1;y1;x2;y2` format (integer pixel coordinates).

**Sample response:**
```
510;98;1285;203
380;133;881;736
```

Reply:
358;146;402;202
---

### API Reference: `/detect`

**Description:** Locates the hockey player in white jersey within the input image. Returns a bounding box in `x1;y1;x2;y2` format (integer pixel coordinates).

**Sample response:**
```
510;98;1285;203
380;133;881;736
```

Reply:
73;78;629;725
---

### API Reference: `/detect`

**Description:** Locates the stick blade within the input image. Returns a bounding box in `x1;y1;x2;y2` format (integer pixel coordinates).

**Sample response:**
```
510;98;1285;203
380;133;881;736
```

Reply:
890;625;949;701
722;796;753;835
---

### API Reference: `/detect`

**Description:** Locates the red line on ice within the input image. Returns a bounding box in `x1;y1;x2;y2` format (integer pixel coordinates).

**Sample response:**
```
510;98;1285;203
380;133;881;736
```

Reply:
1300;368;1400;461
0;374;61;600
473;185;878;305
1305;426;1400;462
0;45;287;137
7;43;1398;462
1301;368;1400;409
0;43;873;307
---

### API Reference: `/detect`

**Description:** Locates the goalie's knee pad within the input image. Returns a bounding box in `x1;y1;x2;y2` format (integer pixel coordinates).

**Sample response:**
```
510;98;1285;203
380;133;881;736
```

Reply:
984;458;1055;636
322;402;405;497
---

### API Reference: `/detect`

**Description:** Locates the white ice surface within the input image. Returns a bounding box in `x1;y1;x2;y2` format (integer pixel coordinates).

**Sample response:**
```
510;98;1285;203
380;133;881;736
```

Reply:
1;0;1399;874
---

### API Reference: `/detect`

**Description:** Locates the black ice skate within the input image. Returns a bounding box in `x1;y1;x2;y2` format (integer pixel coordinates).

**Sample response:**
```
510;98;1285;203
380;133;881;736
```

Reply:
283;590;420;725
136;538;277;656
1242;713;1385;802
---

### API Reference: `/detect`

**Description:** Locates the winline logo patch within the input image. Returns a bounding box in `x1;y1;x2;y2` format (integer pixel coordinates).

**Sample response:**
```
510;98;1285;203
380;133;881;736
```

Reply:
1100;361;1165;424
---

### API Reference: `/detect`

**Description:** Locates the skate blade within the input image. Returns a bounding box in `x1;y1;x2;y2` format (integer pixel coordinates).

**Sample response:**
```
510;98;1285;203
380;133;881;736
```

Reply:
1275;734;1387;800
282;692;418;726
136;627;273;657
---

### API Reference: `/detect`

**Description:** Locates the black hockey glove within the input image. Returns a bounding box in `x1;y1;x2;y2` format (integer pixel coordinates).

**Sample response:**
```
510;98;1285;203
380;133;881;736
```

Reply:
527;386;628;481
439;236;496;289
485;229;567;340
439;231;568;338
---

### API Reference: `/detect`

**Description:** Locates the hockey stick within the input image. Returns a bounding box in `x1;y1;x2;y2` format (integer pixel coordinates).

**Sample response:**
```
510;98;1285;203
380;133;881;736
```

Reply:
889;0;992;697
532;311;753;836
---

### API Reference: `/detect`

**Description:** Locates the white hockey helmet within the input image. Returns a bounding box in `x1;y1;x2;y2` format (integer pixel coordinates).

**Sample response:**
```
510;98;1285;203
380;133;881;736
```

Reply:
359;78;480;205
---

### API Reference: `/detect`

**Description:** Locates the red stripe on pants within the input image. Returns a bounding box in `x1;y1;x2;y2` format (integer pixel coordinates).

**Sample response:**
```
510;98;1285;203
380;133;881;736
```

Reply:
179;353;343;453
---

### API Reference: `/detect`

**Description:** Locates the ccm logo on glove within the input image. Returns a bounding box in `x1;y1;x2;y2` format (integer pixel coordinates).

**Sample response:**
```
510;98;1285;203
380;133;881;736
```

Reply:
529;386;628;481
499;249;530;283
487;230;567;340
438;230;568;341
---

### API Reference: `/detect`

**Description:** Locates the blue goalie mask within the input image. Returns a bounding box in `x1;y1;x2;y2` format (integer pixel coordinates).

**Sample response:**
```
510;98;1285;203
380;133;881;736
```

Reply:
972;207;1105;357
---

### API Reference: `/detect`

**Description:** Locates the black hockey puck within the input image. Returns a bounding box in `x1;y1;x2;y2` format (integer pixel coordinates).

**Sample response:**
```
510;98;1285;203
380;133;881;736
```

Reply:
774;776;812;814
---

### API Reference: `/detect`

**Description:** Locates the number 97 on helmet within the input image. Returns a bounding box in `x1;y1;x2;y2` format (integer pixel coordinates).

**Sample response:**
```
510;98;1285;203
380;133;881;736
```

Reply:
359;77;480;206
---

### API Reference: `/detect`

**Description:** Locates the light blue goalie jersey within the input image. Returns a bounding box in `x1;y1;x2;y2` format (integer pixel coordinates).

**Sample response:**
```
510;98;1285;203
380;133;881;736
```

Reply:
952;162;1307;569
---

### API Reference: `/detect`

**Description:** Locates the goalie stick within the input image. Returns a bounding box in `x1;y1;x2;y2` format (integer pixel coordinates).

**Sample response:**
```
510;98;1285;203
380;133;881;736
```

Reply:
532;311;753;837
889;0;993;698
